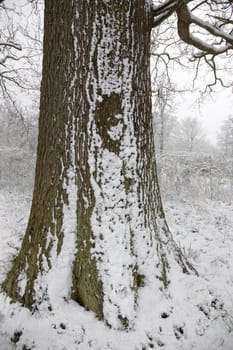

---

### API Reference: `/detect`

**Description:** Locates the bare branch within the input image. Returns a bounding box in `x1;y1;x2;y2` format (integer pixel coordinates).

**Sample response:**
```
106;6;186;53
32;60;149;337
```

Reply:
176;2;233;56
191;13;233;44
0;41;22;50
152;0;179;27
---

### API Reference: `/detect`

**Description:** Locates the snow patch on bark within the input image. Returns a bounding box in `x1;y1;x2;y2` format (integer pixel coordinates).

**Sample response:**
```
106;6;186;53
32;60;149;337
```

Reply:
85;3;142;328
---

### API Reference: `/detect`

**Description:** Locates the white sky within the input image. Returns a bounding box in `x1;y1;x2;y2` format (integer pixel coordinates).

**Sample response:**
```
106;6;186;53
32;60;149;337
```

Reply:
199;92;233;144
169;59;233;146
176;88;233;145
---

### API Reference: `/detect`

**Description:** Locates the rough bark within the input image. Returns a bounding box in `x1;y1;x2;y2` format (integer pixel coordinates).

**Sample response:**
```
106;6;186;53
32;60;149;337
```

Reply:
3;0;195;329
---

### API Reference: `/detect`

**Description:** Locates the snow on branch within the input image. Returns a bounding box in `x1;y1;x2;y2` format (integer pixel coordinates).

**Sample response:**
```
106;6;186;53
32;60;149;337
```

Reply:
152;0;233;56
152;0;180;27
176;2;233;55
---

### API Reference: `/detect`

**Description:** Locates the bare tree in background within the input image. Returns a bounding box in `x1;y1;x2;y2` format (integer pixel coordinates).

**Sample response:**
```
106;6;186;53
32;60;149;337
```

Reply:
0;0;42;115
175;116;205;152
153;77;177;153
217;116;233;158
217;116;233;189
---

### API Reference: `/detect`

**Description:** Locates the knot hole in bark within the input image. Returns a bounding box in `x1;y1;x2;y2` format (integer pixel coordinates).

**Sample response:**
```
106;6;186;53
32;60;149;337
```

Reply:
95;93;125;154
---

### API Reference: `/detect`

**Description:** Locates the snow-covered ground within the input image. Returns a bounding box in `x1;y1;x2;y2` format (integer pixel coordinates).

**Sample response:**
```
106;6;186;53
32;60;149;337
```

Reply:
0;189;233;349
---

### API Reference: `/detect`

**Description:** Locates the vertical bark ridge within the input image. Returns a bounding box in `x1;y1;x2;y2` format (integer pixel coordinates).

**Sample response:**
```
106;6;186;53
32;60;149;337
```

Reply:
83;0;145;328
2;1;76;308
69;0;104;320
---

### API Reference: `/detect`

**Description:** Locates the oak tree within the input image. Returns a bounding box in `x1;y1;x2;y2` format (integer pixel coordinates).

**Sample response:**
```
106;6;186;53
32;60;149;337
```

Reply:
3;0;233;329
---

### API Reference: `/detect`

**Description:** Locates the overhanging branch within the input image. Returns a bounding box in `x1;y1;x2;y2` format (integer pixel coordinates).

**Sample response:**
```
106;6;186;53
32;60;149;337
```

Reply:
152;0;179;27
152;1;233;55
176;1;233;55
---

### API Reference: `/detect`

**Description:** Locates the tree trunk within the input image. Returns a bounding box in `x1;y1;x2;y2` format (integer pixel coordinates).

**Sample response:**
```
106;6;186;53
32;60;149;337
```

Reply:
3;0;195;329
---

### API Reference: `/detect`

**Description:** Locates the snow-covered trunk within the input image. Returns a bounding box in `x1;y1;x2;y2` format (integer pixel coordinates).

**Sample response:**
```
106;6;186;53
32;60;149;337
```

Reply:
3;0;195;329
